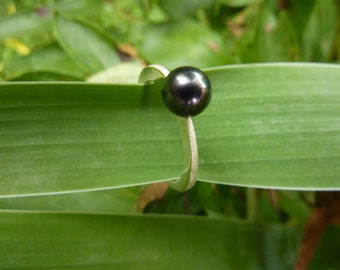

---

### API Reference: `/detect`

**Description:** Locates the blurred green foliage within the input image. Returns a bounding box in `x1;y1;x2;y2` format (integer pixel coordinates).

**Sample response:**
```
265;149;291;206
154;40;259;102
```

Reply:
0;0;339;81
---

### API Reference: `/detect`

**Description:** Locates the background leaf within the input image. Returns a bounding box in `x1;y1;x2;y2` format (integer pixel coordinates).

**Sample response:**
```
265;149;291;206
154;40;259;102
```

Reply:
302;0;338;62
87;62;144;84
219;0;262;7
159;0;214;20
0;188;139;213
284;0;316;39
0;211;339;269
54;14;121;73
0;0;100;41
135;20;234;69
0;9;53;41
3;45;85;80
0;212;300;269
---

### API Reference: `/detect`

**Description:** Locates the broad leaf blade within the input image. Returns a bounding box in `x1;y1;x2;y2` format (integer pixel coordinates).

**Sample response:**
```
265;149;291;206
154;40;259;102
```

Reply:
0;64;339;197
198;63;340;190
0;212;300;269
0;82;183;196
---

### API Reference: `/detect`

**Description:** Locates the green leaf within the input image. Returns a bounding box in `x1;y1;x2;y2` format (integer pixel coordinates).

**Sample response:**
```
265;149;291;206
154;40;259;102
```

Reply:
0;0;102;41
0;63;339;197
198;63;340;190
10;72;83;82
302;0;337;61
252;4;296;62
278;191;310;222
0;211;302;269
136;20;234;69
87;62;144;84
3;45;86;81
309;225;340;270
54;14;120;73
0;188;139;213
0;82;183;196
0;9;53;41
159;0;214;20
219;0;262;7
284;0;316;39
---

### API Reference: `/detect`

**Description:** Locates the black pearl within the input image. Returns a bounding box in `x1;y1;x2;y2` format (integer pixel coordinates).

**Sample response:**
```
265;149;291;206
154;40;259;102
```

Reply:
161;66;212;117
